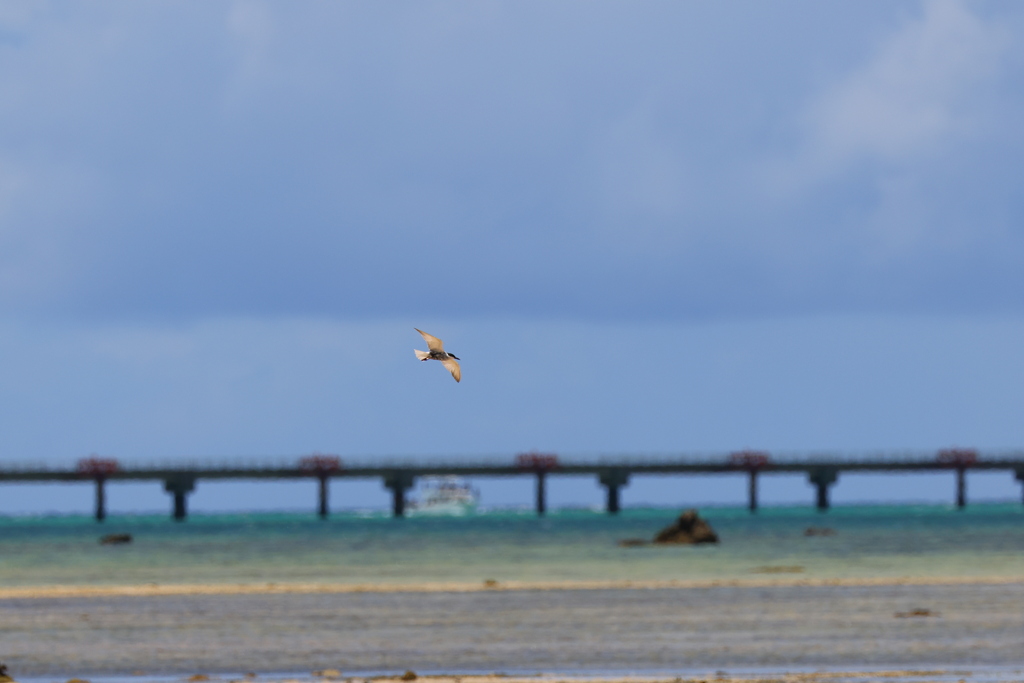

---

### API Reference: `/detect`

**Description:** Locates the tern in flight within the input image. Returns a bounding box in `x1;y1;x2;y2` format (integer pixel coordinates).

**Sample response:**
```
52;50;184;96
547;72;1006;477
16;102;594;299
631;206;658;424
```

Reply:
414;328;461;383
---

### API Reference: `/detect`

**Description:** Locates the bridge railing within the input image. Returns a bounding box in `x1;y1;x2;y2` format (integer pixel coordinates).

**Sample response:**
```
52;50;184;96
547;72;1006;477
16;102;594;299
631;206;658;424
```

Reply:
5;449;1024;476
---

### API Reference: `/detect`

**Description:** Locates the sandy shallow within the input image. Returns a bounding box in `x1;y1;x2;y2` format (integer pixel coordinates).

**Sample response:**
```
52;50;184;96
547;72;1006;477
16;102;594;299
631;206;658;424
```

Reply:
309;675;960;682
3;582;1023;678
287;674;1015;683
215;672;1024;683
7;671;1022;683
1;575;1022;599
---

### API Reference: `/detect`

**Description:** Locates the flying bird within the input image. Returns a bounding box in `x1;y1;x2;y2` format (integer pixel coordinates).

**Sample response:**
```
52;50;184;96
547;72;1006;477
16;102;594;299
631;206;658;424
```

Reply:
414;328;461;382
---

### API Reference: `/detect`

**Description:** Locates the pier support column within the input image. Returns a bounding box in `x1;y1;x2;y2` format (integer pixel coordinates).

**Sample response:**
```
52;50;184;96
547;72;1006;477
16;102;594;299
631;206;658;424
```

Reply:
956;467;967;509
599;470;630;515
808;468;838;512
94;477;107;522
1016;468;1024;506
384;472;415;518
318;474;329;519
164;477;196;521
535;472;547;516
748;470;759;513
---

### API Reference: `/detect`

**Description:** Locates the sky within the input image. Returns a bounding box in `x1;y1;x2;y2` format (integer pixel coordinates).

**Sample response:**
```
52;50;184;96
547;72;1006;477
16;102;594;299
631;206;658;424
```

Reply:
1;0;1024;515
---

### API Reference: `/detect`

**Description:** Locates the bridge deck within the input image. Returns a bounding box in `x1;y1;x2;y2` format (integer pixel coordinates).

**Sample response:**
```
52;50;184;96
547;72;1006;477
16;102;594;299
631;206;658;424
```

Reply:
2;452;1024;520
4;455;1024;481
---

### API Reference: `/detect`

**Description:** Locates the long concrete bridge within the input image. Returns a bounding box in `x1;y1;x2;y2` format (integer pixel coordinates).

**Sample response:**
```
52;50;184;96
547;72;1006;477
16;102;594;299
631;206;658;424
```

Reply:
2;450;1023;521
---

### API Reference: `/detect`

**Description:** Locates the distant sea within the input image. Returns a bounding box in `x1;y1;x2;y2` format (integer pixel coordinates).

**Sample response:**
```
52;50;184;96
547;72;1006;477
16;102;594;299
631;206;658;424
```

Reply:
2;504;1024;680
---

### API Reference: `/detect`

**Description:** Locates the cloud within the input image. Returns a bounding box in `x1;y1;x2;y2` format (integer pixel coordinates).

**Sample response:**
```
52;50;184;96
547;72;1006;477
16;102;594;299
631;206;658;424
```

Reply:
759;0;1024;271
0;2;1022;323
809;0;1006;166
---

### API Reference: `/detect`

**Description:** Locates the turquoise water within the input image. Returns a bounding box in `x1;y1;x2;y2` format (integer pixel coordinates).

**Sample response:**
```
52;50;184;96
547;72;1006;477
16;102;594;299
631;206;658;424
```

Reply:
3;504;1024;678
1;503;1023;586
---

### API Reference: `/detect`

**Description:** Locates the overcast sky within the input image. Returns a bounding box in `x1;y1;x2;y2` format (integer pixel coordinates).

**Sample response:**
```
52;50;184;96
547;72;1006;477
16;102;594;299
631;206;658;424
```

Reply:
1;1;1023;513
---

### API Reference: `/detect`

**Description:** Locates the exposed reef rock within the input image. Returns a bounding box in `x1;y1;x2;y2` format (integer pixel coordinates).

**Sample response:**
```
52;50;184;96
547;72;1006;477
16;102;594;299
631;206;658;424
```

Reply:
895;608;939;618
99;533;132;545
751;565;804;574
652;509;719;544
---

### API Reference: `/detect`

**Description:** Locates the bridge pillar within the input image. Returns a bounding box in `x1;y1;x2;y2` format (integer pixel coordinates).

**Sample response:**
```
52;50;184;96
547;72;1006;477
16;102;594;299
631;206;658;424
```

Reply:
318;474;330;519
748;470;758;513
164;477;196;521
384;472;415;518
535;471;547;516
1015;468;1024;505
956;467;967;509
808;468;838;512
94;477;107;522
599;470;630;515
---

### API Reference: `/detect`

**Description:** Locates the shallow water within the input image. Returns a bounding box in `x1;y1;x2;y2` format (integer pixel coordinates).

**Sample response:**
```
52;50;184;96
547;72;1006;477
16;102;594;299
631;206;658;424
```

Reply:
4;584;1024;676
2;504;1023;678
1;504;1023;586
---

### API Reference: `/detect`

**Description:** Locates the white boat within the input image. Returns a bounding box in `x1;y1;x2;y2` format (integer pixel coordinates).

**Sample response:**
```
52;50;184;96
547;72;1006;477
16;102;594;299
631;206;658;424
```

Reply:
409;476;478;516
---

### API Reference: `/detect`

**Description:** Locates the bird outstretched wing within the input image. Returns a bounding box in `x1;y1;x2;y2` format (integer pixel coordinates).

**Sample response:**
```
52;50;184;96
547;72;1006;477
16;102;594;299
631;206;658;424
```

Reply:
415;328;445;353
441;357;461;383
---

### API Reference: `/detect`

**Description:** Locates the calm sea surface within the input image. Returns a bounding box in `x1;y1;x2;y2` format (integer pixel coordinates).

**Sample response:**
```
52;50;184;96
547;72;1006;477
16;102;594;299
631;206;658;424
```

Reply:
2;504;1023;679
1;504;1023;586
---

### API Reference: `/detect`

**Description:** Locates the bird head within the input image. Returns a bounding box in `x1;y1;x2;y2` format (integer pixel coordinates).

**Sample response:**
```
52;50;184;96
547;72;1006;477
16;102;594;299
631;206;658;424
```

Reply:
449;353;460;360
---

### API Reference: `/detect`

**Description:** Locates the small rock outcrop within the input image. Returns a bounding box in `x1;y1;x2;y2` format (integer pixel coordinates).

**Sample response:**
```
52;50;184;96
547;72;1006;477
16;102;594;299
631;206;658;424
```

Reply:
617;538;647;547
751;565;803;574
653;509;719;544
1;661;14;683
99;533;132;545
895;608;939;618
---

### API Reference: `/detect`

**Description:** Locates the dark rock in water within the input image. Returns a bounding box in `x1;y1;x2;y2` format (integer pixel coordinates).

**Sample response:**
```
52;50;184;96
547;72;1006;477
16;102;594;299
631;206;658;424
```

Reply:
99;533;132;545
895;608;939;618
751;565;804;574
804;526;836;537
400;671;417;681
617;538;648;547
653;509;719;544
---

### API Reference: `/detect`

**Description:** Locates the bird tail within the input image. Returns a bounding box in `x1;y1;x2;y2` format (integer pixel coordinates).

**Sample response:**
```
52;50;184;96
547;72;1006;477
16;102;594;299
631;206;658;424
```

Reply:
414;349;430;361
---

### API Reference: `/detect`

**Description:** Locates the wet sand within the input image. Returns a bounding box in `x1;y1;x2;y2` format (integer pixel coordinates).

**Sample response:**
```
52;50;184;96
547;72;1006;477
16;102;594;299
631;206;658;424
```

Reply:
93;673;1024;683
5;670;1021;683
249;673;1020;683
2;581;1023;678
1;575;1022;599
